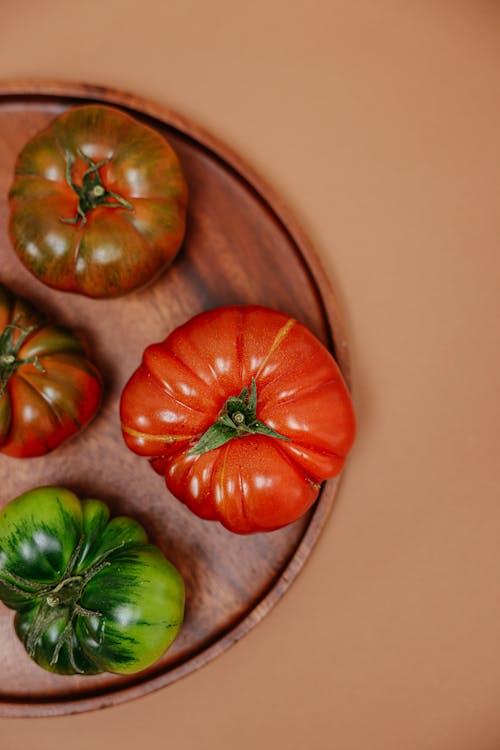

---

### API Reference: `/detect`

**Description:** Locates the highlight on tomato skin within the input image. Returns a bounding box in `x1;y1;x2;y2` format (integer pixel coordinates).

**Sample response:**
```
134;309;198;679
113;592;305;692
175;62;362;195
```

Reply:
0;282;103;458
8;104;188;299
120;305;356;535
0;486;185;676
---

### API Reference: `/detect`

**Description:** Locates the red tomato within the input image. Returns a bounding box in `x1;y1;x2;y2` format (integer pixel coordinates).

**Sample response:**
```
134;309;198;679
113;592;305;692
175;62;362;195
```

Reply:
0;283;102;457
9;105;188;298
120;306;355;534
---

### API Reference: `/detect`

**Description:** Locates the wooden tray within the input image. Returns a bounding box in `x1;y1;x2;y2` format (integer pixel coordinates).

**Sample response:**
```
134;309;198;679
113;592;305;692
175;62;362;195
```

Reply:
0;81;351;717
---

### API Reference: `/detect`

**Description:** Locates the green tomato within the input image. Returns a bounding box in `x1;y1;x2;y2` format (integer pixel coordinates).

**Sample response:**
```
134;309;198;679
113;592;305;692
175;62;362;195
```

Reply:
0;487;184;675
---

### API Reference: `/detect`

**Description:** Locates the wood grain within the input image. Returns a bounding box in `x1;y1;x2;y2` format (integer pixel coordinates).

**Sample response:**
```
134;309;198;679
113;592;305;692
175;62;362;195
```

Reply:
0;81;350;717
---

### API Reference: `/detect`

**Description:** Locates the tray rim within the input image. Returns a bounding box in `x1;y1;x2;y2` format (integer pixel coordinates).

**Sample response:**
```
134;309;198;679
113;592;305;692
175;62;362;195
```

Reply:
0;79;351;718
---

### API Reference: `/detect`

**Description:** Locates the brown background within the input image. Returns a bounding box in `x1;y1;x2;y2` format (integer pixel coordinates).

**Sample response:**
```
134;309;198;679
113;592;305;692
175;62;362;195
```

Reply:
1;1;499;748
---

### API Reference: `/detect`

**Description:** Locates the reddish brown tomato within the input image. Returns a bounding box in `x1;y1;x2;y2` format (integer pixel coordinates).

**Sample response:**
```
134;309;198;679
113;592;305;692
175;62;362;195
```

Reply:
120;306;356;534
9;105;188;298
0;283;102;458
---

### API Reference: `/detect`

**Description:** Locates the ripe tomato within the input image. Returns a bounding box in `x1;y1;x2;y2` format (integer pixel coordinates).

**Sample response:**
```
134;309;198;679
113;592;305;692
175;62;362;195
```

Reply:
0;283;102;457
0;486;185;675
9;104;188;298
120;306;356;534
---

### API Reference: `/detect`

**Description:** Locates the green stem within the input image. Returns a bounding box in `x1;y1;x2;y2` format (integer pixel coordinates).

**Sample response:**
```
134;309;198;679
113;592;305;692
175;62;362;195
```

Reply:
60;148;134;225
189;378;290;455
0;320;45;397
26;602;62;657
7;538;125;670
45;576;83;607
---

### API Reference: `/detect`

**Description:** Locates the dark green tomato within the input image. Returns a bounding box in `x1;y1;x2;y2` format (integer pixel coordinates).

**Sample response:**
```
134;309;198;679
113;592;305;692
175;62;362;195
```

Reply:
9;104;188;298
0;487;184;675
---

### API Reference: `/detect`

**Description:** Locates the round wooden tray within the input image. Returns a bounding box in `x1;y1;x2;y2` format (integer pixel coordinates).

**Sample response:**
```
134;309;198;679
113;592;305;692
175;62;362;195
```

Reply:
0;81;351;717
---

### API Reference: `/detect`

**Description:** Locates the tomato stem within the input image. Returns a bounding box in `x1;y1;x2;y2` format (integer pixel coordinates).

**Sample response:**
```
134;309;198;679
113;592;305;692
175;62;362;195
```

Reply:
46;576;83;607
0;533;126;673
18;538;126;670
59;148;134;226
189;378;290;455
0;319;46;397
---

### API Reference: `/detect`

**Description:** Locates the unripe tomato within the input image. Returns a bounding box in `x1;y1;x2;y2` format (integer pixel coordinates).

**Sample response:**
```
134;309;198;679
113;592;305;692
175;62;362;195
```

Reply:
0;487;185;675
